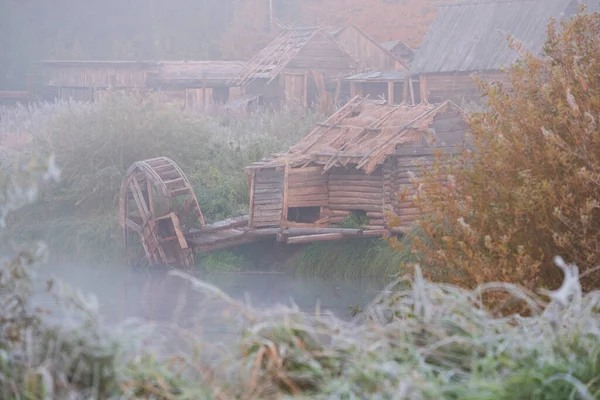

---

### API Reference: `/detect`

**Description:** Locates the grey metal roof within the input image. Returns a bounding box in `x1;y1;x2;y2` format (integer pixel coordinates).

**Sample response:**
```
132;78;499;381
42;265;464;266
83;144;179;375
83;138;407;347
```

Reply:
411;0;599;74
346;70;407;81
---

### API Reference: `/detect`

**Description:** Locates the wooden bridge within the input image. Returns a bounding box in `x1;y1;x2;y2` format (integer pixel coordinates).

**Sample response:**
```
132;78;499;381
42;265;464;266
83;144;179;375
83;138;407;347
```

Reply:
120;157;394;268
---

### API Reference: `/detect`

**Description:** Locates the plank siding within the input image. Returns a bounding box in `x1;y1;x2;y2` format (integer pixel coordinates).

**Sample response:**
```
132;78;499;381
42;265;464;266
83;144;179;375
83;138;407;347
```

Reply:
421;71;509;104
251;169;284;227
333;25;399;71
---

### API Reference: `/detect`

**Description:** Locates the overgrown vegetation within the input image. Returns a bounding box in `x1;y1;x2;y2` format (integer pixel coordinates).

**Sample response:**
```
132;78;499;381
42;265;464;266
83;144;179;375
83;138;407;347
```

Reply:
401;9;600;291
1;93;319;261
285;236;416;280
3;159;599;398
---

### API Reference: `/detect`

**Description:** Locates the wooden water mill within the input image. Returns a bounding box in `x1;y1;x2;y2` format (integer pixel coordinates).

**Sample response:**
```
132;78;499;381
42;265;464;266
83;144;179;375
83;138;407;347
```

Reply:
120;157;394;269
119;157;205;268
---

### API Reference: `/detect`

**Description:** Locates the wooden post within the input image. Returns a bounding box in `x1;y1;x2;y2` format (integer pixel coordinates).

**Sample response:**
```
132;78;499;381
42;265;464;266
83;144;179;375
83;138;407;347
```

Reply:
303;71;309;110
409;77;416;105
202;72;207;110
387;81;394;105
350;82;358;97
248;170;256;227
282;159;290;223
419;75;427;103
402;77;409;104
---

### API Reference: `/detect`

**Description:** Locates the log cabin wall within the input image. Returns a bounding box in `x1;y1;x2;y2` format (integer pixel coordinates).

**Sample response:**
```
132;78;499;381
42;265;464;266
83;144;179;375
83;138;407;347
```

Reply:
249;169;284;228
419;70;509;104
325;167;385;228
286;167;328;223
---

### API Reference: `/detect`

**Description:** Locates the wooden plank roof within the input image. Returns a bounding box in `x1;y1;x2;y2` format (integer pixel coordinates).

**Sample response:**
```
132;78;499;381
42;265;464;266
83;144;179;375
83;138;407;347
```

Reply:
411;0;597;74
248;97;466;173
230;27;329;86
147;61;246;87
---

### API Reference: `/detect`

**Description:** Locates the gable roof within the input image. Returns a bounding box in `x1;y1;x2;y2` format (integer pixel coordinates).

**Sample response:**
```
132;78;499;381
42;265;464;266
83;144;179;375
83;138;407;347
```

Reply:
380;40;414;53
411;0;596;74
332;25;409;69
231;27;350;86
248;97;466;173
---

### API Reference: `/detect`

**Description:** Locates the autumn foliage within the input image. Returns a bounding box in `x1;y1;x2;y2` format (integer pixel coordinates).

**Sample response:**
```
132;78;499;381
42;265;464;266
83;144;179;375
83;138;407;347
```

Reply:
400;10;600;291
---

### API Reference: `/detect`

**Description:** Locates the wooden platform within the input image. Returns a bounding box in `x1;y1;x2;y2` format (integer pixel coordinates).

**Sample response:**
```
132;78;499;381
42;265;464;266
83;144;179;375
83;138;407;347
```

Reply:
186;215;395;253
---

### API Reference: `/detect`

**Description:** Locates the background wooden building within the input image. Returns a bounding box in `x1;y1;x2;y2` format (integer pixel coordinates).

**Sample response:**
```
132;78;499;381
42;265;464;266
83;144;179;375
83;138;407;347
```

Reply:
331;25;418;106
39;60;245;109
245;97;468;230
230;27;357;108
410;0;597;104
380;40;415;66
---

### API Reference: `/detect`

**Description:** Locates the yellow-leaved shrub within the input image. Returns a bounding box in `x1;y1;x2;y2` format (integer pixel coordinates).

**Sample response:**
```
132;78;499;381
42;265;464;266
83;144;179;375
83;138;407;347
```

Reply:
394;9;600;291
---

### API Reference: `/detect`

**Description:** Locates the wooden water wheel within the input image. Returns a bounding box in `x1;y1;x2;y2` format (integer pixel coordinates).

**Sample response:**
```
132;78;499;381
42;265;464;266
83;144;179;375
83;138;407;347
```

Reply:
119;157;205;268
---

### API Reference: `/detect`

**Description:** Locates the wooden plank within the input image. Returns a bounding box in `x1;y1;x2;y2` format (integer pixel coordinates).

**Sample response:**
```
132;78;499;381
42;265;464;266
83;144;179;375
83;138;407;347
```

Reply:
288;186;328;196
125;218;142;233
289;166;323;174
282;158;290;222
169;212;188;249
283;227;362;235
130;178;149;219
329;191;383;200
328;204;382;212
288;200;328;208
249;170;256;226
286;233;345;244
255;204;284;211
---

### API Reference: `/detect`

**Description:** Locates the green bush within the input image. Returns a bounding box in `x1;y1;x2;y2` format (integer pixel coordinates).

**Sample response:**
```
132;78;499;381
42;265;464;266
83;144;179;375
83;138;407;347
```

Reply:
2;93;320;261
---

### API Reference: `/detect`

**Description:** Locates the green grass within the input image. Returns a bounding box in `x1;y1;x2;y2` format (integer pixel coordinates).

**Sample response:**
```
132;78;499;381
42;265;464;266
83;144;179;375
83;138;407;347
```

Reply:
197;250;246;272
284;236;417;281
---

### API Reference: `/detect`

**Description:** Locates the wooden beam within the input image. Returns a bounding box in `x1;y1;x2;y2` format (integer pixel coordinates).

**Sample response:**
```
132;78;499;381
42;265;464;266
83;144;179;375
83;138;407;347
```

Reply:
170;212;189;249
419;75;427;103
303;70;309;109
387;81;394;105
248;170;256;227
281;158;290;222
286;233;345;244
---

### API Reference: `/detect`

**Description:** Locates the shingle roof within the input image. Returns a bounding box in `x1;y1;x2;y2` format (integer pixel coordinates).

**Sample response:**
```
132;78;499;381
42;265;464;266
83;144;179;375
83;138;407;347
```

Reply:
411;0;598;74
248;98;465;173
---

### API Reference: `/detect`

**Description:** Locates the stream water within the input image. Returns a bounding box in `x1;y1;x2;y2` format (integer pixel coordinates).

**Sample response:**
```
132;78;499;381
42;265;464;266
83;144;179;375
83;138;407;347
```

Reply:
32;262;386;344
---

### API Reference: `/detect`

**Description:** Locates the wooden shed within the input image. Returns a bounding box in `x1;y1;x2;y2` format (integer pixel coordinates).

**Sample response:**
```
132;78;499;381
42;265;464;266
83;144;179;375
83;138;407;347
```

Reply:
230;27;357;108
330;25;418;105
245;97;469;230
40;60;245;108
411;0;598;104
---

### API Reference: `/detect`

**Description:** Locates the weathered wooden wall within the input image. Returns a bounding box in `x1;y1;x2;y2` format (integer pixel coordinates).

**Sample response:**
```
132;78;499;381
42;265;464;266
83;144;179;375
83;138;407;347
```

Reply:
334;26;398;72
250;169;284;228
325;167;385;228
419;70;509;104
288;31;356;76
43;65;149;88
287;167;328;208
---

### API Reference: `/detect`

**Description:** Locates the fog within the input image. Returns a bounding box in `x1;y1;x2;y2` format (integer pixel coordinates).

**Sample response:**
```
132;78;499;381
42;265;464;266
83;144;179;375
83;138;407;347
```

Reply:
31;261;385;342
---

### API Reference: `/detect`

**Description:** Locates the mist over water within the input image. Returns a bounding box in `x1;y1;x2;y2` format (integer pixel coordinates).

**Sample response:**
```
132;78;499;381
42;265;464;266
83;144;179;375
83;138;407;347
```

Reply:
31;261;386;342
